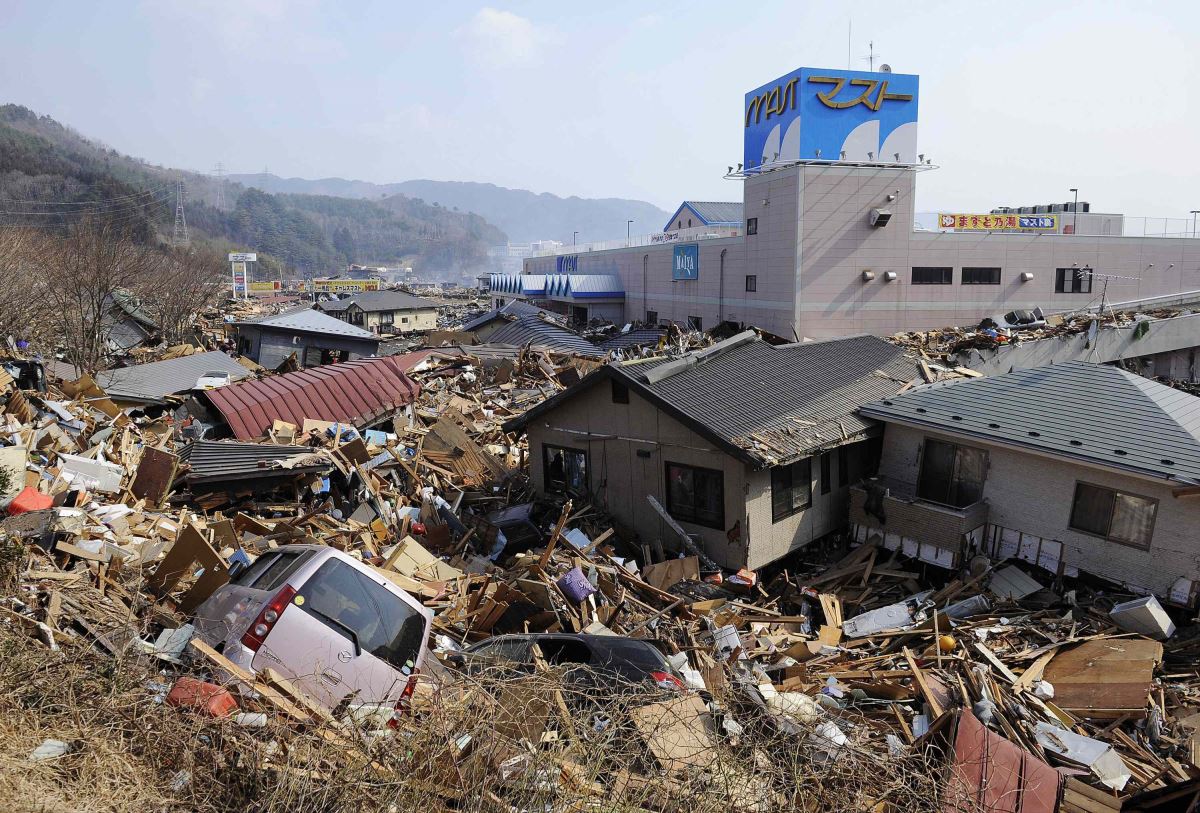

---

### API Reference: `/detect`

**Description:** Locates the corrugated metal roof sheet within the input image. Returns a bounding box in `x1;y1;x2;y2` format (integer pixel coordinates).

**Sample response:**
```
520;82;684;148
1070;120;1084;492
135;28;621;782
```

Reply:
97;351;251;403
179;439;333;484
239;306;379;340
508;333;918;466
204;356;421;440
595;328;667;351
460;300;559;332
543;274;625;299
860;360;1200;485
487;315;606;357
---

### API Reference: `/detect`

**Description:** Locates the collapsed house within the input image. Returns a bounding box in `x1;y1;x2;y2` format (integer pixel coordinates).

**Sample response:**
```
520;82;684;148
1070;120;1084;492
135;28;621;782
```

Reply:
856;360;1200;605
232;306;382;368
505;331;920;570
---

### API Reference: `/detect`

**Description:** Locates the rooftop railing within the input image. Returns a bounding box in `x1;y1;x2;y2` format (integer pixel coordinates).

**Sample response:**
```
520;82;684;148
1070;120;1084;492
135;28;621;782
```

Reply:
529;225;742;257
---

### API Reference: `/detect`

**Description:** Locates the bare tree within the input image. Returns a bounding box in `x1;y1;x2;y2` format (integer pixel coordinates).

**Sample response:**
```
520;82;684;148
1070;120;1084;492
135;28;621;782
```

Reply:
41;218;158;376
140;246;227;346
0;228;54;346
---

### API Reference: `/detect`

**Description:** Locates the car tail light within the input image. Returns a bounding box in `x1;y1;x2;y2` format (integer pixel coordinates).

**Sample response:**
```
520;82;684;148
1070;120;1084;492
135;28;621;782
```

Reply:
387;669;421;729
651;671;686;692
240;585;297;653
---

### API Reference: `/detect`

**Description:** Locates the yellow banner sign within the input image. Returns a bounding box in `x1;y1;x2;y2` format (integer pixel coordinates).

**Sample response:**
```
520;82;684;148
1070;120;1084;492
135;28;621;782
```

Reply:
311;278;381;293
939;213;1057;231
246;281;281;294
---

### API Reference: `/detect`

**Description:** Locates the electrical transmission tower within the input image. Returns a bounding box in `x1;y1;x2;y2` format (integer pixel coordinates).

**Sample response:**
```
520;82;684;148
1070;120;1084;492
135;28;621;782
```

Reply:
213;162;226;210
172;180;190;247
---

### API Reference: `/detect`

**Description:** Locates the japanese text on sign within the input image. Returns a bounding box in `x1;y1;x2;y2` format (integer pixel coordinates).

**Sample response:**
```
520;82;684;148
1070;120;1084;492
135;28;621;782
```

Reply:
938;214;1057;231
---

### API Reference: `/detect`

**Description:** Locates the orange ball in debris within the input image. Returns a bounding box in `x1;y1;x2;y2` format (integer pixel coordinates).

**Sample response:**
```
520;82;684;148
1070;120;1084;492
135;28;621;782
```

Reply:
938;634;957;653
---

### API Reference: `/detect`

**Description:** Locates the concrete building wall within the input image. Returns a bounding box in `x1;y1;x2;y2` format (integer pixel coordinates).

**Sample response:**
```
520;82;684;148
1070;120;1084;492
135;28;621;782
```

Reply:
523;164;1200;341
523;380;750;567
877;422;1200;599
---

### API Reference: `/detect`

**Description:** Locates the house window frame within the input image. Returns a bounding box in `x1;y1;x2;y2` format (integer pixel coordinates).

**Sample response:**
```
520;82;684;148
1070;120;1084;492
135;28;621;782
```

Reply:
543;444;588;496
1068;481;1157;550
664;461;725;530
1055;267;1094;294
771;458;812;523
917;437;988;508
962;267;1001;285
912;267;953;285
746;217;758;235
745;275;757;292
611;379;629;404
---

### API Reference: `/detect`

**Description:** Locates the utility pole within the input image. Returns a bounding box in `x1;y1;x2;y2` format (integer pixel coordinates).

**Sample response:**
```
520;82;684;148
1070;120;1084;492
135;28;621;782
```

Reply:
1190;210;1199;238
1069;187;1079;236
213;162;226;210
627;220;634;242
172;180;190;247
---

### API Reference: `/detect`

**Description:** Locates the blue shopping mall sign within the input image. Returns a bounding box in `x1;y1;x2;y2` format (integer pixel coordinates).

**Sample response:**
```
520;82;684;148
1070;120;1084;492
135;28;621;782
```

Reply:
672;244;699;280
556;255;578;274
744;67;919;168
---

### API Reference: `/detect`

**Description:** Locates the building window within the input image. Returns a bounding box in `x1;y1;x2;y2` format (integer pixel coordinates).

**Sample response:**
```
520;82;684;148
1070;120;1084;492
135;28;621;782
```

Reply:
544;445;588;495
912;267;953;285
917;438;987;508
611;379;629;404
1055;267;1093;293
820;453;832;495
688;218;693;227
378;311;394;325
771;458;812;522
745;275;757;292
962;267;1001;285
665;462;724;529
401;317;409;324
687;315;703;331
746;217;758;235
646;310;658;325
837;445;849;487
1069;482;1157;549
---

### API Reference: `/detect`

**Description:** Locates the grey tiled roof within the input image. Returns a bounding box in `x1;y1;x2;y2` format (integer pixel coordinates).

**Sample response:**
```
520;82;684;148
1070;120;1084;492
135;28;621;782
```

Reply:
317;291;438;314
508;332;918;466
860;360;1200;486
96;351;251;404
239;306;379;340
460;300;558;332
595;328;667;351
487;315;605;357
179;440;333;484
665;201;744;230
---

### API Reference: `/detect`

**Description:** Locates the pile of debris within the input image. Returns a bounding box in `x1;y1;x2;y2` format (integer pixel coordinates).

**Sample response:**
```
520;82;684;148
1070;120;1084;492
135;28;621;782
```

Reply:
2;334;1200;811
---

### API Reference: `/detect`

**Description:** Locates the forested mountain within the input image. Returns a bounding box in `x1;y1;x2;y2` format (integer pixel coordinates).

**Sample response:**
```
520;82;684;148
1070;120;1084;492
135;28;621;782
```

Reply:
230;173;673;244
0;105;504;277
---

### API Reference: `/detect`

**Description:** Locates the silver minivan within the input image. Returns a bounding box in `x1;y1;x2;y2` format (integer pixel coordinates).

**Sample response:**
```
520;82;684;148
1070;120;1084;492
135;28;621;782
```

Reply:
191;544;433;712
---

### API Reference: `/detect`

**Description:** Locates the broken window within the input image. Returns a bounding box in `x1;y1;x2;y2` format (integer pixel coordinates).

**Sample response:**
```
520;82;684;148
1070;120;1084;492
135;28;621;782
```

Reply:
1069;482;1157;549
1055;267;1093;293
917;438;987;508
771;458;812;522
912;267;953;285
666;462;724;529
544;445;587;495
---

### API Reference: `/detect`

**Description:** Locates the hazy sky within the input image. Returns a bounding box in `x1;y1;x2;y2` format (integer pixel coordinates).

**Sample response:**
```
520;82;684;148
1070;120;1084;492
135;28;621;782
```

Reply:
2;1;1198;219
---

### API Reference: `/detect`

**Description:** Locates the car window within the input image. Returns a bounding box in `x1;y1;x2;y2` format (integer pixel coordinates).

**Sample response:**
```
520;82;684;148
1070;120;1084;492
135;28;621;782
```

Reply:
232;550;308;590
536;638;593;666
297;559;425;673
471;638;531;662
593;638;671;674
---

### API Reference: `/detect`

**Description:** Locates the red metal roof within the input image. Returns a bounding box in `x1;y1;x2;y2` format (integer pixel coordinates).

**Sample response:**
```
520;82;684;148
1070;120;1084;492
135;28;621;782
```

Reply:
205;357;421;440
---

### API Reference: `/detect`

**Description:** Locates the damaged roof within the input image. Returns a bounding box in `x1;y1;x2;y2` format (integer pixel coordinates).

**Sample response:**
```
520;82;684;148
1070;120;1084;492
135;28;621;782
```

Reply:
237;306;379;340
179;439;333;485
96;351;251;404
860;360;1200;485
204;356;420;440
460;300;559;332
506;331;917;467
487;314;606;358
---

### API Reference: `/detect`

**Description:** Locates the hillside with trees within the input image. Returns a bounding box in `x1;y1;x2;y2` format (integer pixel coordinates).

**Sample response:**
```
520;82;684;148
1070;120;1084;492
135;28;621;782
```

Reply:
0;104;505;277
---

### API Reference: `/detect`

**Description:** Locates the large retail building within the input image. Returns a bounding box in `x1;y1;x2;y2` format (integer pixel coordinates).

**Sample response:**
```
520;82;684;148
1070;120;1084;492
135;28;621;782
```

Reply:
495;66;1200;340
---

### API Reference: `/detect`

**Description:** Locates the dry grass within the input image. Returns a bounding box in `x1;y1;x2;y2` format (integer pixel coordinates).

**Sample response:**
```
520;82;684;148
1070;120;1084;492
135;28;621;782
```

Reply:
0;617;956;813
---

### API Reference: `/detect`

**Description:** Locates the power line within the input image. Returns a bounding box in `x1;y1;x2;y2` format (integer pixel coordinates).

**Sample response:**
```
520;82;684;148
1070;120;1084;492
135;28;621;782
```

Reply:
0;182;175;206
0;188;174;216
